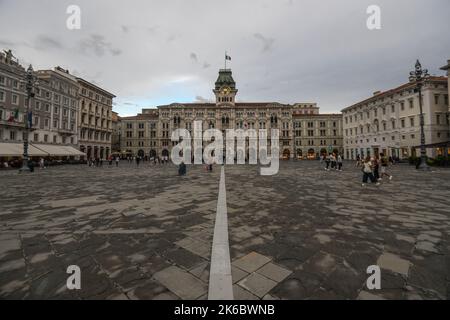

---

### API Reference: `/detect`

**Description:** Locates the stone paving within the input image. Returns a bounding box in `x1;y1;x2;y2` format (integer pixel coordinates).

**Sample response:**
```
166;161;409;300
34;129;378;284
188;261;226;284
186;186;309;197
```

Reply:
0;160;449;300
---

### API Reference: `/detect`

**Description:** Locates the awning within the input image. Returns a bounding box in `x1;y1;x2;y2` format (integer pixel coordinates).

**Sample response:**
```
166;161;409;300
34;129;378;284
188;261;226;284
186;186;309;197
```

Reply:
60;146;86;156
32;144;86;157
0;143;86;157
0;142;48;157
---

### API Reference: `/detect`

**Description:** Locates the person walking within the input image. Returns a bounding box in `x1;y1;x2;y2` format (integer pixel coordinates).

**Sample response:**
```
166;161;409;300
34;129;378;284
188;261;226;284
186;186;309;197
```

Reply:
373;156;380;181
178;161;187;176
380;153;393;180
136;156;140;167
362;156;380;186
337;154;343;171
355;154;361;167
325;153;331;171
331;153;337;170
115;156;119;167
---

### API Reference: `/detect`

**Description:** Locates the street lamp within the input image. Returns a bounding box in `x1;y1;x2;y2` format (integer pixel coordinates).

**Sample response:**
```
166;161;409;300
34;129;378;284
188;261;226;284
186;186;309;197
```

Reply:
19;65;38;172
409;59;430;171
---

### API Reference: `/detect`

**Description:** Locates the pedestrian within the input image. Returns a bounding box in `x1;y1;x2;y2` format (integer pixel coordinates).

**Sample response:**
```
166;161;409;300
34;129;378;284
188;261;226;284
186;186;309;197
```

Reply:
136;156;140;167
337;154;343;171
325;153;331;171
178;161;187;176
39;157;45;169
115;156;119;167
379;153;393;181
331;153;337;170
355;154;361;167
373;156;380;181
361;156;380;186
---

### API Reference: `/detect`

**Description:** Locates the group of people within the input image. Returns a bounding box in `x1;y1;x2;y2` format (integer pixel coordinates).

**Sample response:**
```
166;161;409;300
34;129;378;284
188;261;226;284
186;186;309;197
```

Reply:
321;153;344;171
359;153;393;186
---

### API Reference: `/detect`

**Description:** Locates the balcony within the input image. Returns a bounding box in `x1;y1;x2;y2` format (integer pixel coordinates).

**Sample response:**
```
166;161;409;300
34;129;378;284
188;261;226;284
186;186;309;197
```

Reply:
0;119;25;129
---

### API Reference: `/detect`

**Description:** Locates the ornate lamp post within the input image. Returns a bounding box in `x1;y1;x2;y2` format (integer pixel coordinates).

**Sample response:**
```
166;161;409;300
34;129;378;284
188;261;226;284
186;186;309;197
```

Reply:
409;60;430;171
19;65;38;172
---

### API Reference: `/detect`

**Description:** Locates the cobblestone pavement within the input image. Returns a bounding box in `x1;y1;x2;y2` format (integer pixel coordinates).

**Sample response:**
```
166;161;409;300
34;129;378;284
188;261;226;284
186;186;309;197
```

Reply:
0;160;449;300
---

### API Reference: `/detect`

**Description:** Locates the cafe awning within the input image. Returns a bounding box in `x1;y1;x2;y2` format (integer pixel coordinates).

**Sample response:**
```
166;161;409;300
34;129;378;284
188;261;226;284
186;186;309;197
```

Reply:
0;142;48;157
32;144;86;157
0;143;86;157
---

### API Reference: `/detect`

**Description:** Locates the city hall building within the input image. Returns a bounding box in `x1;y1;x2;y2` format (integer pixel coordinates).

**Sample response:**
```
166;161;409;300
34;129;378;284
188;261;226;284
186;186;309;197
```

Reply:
118;68;343;160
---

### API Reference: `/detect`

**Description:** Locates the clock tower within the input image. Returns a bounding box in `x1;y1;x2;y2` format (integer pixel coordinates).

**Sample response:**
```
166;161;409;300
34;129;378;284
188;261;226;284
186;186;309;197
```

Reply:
213;69;238;106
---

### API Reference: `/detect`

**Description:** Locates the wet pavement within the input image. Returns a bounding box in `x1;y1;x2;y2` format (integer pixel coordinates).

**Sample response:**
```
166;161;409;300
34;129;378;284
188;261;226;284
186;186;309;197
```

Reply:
0;160;449;300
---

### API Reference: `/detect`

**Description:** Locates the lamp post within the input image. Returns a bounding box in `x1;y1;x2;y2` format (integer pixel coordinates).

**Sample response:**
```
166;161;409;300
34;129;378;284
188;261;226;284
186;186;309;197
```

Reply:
19;65;38;172
409;60;430;171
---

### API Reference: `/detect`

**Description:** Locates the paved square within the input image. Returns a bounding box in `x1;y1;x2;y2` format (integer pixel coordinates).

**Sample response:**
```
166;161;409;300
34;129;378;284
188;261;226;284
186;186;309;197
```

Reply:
0;160;449;300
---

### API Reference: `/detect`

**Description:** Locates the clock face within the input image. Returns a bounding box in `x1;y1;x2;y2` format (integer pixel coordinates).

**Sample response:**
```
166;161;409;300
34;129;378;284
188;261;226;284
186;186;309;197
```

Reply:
222;87;231;95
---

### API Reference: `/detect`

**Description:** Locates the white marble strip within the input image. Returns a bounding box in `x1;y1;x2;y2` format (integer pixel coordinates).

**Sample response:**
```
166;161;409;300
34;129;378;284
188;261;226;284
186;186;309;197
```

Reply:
208;166;233;300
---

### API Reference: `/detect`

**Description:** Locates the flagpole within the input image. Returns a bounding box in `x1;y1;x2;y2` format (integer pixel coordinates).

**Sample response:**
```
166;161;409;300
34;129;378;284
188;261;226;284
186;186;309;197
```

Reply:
225;51;227;70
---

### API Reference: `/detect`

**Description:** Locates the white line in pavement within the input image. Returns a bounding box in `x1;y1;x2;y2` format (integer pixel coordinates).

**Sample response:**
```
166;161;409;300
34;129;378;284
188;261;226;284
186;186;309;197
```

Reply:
208;166;234;300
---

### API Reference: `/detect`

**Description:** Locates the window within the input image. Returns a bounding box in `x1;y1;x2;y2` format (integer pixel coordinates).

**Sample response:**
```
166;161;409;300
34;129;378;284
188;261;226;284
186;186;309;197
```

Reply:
34;133;39;141
409;99;414;109
0;76;5;84
54;106;58;114
434;94;440;105
53;135;57;143
410;117;415;127
10;131;16;140
0;91;4;101
12;94;18;105
45;119;49;127
437;114;441;125
401;119;405;128
35;101;40;110
391;105;395;113
400;102;405;111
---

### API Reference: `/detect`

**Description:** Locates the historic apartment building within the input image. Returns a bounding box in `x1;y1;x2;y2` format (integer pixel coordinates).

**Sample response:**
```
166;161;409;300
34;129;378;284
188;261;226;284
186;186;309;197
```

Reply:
342;75;449;160
117;68;343;160
77;77;115;160
0;51;82;158
0;50;27;144
33;67;79;148
441;59;450;109
0;49;115;160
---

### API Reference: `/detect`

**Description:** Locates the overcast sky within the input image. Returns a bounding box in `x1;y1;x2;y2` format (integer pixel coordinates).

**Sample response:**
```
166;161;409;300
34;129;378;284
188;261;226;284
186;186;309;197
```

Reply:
1;0;449;116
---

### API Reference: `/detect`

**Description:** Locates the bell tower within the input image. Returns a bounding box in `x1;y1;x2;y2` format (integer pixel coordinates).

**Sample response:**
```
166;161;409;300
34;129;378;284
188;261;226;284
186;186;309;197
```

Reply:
213;69;238;106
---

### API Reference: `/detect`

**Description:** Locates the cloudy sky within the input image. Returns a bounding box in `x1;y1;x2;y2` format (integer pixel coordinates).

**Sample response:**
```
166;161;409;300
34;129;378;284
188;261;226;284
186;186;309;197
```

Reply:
1;0;449;116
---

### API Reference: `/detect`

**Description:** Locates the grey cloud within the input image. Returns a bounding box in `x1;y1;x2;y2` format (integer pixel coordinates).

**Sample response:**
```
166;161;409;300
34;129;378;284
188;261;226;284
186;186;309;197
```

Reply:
190;52;198;62
78;34;122;57
34;35;63;51
1;0;448;116
253;33;275;53
195;96;211;103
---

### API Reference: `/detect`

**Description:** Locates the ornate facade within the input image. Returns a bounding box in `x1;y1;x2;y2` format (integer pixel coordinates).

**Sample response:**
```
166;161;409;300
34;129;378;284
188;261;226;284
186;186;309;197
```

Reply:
342;76;449;160
118;68;343;159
